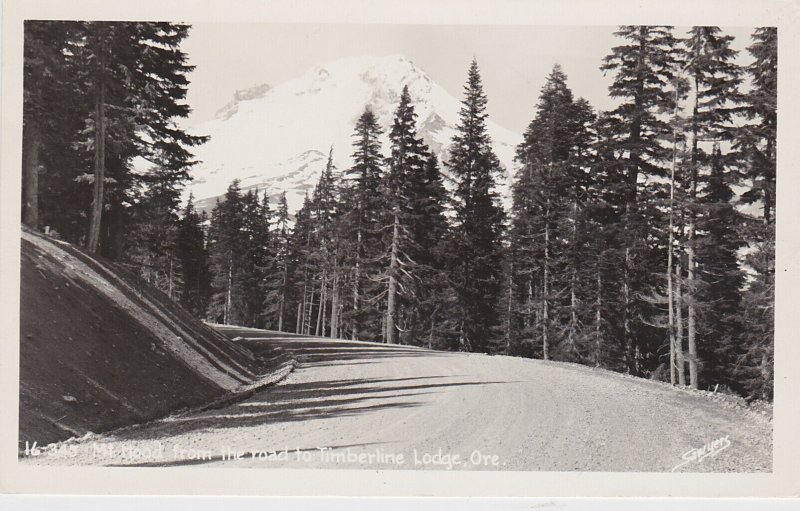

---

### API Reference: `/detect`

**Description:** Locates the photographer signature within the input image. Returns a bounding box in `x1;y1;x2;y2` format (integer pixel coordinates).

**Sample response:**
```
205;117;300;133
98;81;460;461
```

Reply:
670;435;731;472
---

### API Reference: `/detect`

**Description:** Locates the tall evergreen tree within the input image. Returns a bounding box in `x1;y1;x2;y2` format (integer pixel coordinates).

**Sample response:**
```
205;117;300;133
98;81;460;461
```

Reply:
600;25;682;374
343;109;385;340
176;194;211;318
733;27;777;400
263;192;293;331
21;22;206;255
681;26;744;388
207;181;245;325
383;85;432;344
446;59;506;353
240;190;272;327
404;152;453;348
510;65;597;361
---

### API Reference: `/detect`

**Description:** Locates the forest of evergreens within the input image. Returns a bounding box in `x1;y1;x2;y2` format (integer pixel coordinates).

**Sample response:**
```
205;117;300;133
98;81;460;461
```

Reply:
22;24;776;400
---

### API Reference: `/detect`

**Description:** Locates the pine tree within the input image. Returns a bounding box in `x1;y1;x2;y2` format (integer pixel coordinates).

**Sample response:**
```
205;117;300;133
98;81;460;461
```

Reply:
600;25;682;375
289;194;316;335
510;65;596;361
342;109;385;340
447;59;506;353
738;27;777;225
733;27;777;400
240;190;272;327
21;22;206;255
207;181;245;325
383;85;434;344
682;26;744;389
309;150;340;337
263;192;293;331
177;194;211;318
124;170;184;298
405;152;453;347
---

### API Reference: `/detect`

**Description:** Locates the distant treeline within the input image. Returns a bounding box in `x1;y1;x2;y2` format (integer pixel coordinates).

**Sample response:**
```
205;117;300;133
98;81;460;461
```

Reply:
22;24;775;400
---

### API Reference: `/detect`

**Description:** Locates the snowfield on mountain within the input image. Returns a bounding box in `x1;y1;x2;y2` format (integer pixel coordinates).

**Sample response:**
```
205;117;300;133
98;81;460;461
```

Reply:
185;55;522;213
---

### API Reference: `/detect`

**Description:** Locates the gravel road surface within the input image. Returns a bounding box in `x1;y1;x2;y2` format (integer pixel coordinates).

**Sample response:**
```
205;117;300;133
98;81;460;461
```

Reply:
22;326;772;472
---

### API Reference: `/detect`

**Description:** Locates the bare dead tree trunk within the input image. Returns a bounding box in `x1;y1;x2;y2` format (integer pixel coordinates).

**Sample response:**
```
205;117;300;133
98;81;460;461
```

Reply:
687;76;699;390
675;254;686;386
305;286;315;335
542;198;550;361
352;222;363;340
668;90;679;386
386;212;400;345
87;38;107;254
330;265;339;338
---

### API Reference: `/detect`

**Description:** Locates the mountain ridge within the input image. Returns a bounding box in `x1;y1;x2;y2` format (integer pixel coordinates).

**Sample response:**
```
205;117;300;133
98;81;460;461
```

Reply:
186;54;522;213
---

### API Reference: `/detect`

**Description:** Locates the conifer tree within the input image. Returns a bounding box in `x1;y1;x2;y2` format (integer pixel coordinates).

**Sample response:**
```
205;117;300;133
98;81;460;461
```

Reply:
600;25;682;374
289;194;317;335
21;22;206;255
681;26;744;388
447;59;506;353
383;85;431;344
263;192;293;331
405;152;453;347
343;109;385;340
240;190;272;327
177;194;210;318
207;181;245;324
510;65;596;361
733;27;777;400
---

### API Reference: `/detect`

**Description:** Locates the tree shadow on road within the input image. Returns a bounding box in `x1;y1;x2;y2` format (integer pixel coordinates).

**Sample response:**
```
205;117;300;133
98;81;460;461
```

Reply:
109;375;511;442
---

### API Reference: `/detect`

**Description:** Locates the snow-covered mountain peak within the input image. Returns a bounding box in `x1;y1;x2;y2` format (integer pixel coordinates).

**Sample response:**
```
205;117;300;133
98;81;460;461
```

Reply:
213;83;272;121
188;54;521;213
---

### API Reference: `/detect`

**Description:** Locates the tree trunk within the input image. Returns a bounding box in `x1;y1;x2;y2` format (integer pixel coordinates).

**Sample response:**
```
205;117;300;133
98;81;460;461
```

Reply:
168;256;174;299
298;280;307;334
568;200;578;354
687;226;698;388
352;225;362;340
330;266;339;338
87;37;107;254
86;33;106;253
675;256;686;386
22;117;41;230
668;96;678;386
623;246;633;373
225;257;232;325
316;272;326;337
386;212;400;345
505;269;513;354
429;306;438;350
594;268;603;367
687;78;699;389
306;286;315;335
278;260;287;332
542;199;550;361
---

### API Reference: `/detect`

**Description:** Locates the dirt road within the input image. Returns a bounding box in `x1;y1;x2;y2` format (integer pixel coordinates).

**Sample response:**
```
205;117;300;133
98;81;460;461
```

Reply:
23;327;772;472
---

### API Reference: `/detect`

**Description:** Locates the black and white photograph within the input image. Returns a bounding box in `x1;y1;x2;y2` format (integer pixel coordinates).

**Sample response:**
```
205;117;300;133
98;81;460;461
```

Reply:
2;0;799;501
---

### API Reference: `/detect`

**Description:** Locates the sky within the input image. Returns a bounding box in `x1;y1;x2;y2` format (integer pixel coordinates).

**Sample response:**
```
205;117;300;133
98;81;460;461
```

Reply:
180;24;756;134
